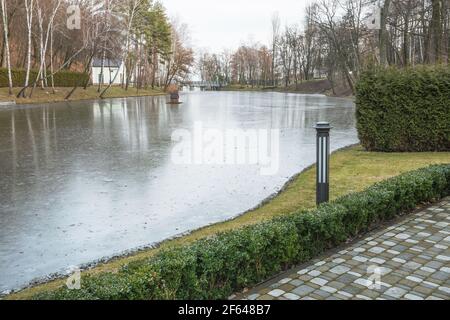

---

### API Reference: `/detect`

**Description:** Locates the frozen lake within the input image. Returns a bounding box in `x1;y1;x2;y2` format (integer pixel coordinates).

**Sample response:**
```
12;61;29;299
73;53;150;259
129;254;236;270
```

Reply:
0;91;358;292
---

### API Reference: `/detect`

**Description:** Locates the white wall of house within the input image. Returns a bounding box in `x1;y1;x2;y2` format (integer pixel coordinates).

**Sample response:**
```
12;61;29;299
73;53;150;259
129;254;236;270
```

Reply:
91;63;126;85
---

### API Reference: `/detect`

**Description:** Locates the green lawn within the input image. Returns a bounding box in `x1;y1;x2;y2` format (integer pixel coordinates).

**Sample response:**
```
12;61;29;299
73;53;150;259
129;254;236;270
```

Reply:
0;86;165;105
6;145;450;299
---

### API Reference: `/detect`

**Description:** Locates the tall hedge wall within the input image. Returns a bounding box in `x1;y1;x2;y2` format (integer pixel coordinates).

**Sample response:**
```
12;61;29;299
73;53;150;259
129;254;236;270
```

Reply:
0;68;89;88
356;66;450;152
32;164;450;300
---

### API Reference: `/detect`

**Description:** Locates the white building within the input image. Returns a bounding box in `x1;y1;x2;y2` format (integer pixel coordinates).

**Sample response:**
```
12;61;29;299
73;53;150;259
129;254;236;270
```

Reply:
91;58;126;85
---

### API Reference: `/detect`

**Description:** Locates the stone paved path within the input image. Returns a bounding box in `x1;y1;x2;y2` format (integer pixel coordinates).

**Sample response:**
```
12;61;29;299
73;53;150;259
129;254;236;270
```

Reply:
236;197;450;300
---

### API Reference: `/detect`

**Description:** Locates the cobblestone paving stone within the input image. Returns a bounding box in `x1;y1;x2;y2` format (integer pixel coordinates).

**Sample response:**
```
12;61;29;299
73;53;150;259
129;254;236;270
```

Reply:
235;197;450;300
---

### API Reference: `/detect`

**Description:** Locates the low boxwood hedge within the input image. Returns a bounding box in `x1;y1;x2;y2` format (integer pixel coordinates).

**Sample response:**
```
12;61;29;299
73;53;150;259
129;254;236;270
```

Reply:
0;68;89;88
34;164;450;300
356;66;450;152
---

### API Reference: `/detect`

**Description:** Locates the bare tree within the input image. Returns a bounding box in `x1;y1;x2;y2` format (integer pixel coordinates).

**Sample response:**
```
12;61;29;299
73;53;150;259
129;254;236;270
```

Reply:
30;0;62;97
162;18;194;89
428;0;444;63
100;0;142;98
301;4;320;80
1;0;13;95
20;0;34;97
271;12;280;86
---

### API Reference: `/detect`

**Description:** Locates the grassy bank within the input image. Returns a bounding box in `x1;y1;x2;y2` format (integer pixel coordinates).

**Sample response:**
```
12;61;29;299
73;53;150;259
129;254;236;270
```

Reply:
0;86;165;105
221;79;354;97
6;145;450;299
221;79;329;93
221;84;268;92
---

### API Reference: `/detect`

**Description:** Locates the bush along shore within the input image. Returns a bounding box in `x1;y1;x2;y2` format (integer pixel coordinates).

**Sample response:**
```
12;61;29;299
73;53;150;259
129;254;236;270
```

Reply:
0;68;89;88
29;164;450;300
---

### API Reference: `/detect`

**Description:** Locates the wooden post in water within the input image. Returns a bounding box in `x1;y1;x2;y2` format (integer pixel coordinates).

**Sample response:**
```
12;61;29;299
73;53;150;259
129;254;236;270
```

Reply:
168;84;180;104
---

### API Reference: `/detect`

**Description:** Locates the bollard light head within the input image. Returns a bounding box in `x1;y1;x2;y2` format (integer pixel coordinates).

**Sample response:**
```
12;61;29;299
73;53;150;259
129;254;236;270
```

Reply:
314;122;332;131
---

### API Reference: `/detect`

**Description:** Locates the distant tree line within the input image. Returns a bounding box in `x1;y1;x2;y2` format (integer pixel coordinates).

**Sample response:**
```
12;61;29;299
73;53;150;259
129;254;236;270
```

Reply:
197;0;449;94
0;0;195;97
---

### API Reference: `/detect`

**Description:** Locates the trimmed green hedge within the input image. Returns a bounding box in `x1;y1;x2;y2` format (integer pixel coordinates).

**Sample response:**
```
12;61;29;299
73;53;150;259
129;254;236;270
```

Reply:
0;68;89;88
34;164;450;300
356;66;450;152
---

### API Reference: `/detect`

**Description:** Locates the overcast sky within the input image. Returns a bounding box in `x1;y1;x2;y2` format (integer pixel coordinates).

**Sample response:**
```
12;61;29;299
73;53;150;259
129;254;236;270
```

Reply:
162;0;313;53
